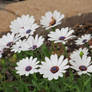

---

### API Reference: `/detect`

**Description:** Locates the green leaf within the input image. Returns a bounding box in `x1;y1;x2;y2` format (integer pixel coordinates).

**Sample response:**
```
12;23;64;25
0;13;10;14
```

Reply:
41;44;51;57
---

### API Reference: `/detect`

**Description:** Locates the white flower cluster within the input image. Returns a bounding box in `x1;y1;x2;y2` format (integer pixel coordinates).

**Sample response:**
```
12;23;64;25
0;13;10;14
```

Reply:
16;48;92;80
0;15;44;57
16;54;69;80
70;48;92;75
0;10;92;80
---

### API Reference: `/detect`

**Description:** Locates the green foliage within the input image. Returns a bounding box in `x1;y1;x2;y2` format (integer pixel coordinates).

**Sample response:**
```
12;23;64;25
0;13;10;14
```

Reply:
0;43;92;92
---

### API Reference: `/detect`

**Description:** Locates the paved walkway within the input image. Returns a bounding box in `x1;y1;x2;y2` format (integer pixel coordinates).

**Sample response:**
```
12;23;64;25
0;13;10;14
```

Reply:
0;0;92;32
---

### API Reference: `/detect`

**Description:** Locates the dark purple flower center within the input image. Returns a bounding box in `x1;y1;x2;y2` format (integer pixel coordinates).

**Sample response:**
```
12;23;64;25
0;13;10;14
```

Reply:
7;42;13;46
82;39;87;43
50;66;59;73
79;65;87;71
59;36;65;40
32;45;37;50
19;46;21;48
26;29;31;34
25;66;32;71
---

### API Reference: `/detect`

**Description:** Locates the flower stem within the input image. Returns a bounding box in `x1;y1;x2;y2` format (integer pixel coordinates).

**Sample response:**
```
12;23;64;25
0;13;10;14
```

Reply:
52;27;56;31
62;43;68;58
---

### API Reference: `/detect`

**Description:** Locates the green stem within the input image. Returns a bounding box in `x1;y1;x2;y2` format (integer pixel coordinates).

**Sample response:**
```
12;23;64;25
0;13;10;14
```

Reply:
62;43;68;58
85;43;89;49
52;27;56;31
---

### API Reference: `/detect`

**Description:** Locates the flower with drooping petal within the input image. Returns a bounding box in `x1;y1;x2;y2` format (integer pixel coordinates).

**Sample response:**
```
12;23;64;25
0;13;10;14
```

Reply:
75;34;91;45
90;46;92;48
40;10;64;30
70;48;88;61
15;57;39;76
10;15;39;37
11;39;29;53
70;55;92;75
0;33;17;49
27;35;44;50
0;48;3;58
48;27;75;44
39;54;69;80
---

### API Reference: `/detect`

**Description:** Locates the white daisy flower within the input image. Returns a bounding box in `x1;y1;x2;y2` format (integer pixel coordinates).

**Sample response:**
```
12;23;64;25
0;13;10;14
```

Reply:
27;35;44;50
11;39;29;53
0;33;17;49
10;15;39;37
70;48;88;61
70;55;92;75
15;57;39;76
48;27;75;44
0;48;3;58
0;54;2;58
39;54;69;80
75;34;91;45
40;10;64;30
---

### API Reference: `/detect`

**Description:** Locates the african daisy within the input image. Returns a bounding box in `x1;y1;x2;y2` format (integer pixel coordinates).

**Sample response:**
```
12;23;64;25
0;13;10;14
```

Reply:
70;48;88;61
15;57;39;76
70;55;92;75
39;54;69;80
0;48;3;58
0;33;17;49
48;27;75;44
27;35;44;50
40;10;64;30
10;15;39;37
75;34;91;45
11;39;29;53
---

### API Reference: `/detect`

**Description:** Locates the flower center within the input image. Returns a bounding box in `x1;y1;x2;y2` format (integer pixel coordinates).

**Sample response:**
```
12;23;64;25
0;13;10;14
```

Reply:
19;46;22;48
50;66;59;73
7;42;13;46
25;66;32;72
79;65;87;71
59;36;65;40
49;17;56;26
32;45;37;50
82;39;87;43
26;29;31;34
